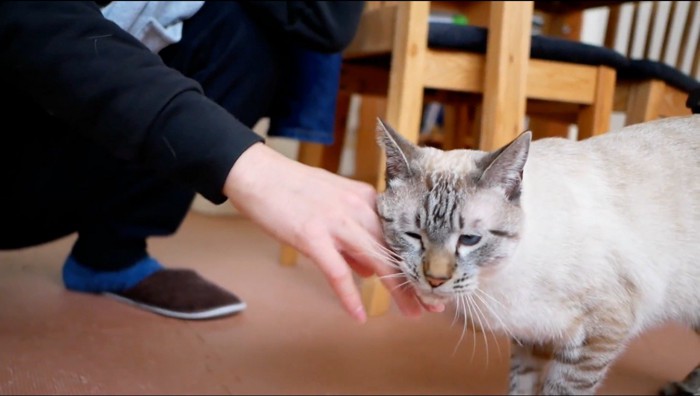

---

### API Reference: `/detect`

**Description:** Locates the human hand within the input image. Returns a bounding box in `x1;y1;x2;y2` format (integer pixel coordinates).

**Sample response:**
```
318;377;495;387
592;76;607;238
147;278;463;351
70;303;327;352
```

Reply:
223;143;443;322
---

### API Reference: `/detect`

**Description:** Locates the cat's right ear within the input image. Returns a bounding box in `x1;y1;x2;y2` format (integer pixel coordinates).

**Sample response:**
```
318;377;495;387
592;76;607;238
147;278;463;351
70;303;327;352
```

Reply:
478;131;532;201
376;118;418;185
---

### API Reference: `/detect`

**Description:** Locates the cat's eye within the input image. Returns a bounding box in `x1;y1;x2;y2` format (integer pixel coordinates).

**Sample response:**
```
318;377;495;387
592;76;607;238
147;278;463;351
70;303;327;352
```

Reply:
405;232;422;240
459;234;482;246
404;232;424;250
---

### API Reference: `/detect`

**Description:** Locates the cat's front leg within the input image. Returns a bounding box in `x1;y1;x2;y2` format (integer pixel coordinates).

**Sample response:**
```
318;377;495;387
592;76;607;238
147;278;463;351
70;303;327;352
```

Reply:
541;333;626;395
661;364;700;395
660;327;700;395
509;341;549;395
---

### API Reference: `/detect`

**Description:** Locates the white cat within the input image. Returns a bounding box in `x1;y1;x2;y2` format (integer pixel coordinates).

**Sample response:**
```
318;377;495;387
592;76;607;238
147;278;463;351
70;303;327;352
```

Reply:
375;115;700;395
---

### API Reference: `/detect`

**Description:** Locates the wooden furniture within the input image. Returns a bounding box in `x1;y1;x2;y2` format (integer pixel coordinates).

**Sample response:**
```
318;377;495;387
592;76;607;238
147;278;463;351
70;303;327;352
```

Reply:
609;1;699;125
280;1;619;317
530;1;700;137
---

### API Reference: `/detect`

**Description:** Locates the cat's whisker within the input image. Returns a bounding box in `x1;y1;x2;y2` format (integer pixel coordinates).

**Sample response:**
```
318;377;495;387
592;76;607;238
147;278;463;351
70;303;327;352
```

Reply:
361;236;403;260
373;246;401;261
468;289;503;361
362;246;401;261
357;254;404;271
367;239;400;258
451;295;461;328
452;295;463;356
368;252;405;268
455;294;477;364
352;235;404;263
466;295;477;364
474;287;508;311
450;298;460;328
377;272;406;280
468;294;490;369
356;250;404;268
390;279;412;292
473;289;522;347
474;288;515;338
452;294;469;359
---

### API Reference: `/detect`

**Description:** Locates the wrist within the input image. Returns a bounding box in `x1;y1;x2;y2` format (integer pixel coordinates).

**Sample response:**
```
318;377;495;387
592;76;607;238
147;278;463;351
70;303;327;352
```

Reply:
222;142;293;208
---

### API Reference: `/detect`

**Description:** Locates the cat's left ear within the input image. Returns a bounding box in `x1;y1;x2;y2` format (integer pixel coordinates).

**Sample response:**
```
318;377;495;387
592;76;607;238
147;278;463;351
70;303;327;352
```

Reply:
478;131;532;201
376;118;419;186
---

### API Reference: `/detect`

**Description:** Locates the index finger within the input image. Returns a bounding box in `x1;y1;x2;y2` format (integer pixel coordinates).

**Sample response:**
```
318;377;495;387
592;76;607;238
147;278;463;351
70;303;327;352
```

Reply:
339;222;424;318
307;237;367;323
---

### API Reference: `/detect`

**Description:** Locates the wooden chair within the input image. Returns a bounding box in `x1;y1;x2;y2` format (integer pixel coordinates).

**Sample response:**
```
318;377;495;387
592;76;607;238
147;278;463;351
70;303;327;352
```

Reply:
280;1;619;316
609;1;700;125
529;1;700;138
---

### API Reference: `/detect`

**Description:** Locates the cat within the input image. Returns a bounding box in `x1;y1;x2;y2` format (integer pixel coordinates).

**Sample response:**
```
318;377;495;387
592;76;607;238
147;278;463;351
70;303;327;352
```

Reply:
374;115;700;395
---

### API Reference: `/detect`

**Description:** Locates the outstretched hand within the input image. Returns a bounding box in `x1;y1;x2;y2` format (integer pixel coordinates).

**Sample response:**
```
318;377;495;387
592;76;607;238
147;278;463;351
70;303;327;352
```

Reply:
223;143;442;322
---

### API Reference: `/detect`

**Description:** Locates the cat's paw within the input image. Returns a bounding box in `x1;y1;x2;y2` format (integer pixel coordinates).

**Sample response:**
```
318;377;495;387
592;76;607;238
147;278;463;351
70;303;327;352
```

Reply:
659;381;695;396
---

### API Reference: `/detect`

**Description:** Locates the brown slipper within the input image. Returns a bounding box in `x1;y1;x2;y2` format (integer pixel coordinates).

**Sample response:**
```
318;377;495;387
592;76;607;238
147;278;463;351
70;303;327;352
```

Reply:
104;269;246;320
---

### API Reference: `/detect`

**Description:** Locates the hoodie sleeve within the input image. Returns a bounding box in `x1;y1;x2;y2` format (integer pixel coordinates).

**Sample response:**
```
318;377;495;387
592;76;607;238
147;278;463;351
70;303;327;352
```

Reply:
0;1;263;203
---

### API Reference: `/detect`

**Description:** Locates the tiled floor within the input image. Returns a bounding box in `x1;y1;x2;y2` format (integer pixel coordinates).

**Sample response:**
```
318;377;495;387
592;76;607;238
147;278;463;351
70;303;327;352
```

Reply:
1;212;698;395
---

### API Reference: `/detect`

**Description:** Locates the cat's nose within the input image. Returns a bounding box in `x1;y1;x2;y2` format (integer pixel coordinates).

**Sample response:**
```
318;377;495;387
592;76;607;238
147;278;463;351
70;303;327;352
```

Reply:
426;275;449;288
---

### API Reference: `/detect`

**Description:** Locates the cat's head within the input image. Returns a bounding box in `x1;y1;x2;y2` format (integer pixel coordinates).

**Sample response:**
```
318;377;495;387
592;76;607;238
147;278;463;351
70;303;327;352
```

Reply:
375;119;531;306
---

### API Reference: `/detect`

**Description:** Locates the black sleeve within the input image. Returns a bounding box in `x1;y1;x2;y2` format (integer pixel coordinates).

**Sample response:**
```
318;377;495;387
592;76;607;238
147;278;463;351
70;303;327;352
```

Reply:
0;1;263;204
240;1;366;53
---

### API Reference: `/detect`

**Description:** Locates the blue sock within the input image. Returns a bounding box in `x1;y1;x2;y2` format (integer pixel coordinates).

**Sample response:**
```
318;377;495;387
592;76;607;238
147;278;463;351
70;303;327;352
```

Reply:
62;255;163;293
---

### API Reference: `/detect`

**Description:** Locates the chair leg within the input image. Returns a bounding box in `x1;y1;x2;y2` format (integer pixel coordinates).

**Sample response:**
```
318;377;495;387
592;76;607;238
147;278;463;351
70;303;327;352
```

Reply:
528;117;570;140
624;79;665;126
279;245;298;267
442;102;479;150
479;1;533;151
578;66;615;139
320;91;352;172
361;275;392;317
362;1;430;317
353;95;385;185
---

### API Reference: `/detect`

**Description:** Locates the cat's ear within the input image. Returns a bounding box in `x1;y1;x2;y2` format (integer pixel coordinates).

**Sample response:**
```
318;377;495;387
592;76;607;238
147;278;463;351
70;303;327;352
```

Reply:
376;118;418;185
478;131;531;201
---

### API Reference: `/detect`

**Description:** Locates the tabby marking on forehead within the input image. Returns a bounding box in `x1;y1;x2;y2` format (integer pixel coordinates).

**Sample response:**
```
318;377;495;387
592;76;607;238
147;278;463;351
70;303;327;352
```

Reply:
424;171;463;236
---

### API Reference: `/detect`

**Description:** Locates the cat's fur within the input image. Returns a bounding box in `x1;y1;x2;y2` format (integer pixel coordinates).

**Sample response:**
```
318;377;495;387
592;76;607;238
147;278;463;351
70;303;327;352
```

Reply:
375;115;700;395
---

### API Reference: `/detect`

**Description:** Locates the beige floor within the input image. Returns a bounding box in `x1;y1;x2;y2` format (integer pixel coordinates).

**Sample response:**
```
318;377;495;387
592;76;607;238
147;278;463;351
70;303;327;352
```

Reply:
0;212;698;395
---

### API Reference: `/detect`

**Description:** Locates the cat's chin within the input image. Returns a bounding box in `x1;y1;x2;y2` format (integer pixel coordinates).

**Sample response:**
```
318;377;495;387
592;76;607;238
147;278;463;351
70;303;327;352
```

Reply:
416;290;452;306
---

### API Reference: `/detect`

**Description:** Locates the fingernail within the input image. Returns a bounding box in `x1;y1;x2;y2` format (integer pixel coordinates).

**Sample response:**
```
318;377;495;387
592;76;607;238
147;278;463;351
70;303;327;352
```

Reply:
354;306;367;323
430;304;445;313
